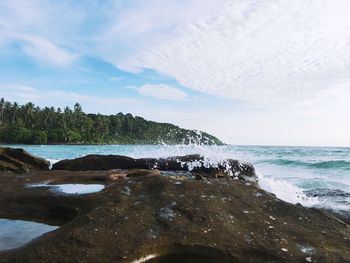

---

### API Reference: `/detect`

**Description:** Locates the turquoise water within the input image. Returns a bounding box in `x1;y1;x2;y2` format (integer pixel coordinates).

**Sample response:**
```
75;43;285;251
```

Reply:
2;144;350;213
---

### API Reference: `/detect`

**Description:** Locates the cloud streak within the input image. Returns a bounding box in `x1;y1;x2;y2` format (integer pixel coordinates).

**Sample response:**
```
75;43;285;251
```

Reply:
0;0;78;66
137;84;188;101
0;84;140;109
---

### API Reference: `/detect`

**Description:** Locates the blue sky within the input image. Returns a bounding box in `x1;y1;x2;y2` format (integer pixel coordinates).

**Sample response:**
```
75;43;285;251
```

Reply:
1;0;350;146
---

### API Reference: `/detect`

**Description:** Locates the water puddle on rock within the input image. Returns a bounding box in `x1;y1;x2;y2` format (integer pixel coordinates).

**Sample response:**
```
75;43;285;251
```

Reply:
28;183;105;195
52;184;105;194
0;219;58;251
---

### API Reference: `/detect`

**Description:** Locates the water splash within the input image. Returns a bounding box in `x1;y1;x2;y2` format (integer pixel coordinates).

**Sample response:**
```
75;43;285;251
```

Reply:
257;172;321;207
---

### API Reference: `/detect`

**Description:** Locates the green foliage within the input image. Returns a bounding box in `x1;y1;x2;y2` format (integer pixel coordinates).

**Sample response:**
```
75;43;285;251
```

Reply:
31;130;48;144
48;129;65;143
66;130;81;143
0;99;223;145
0;127;47;144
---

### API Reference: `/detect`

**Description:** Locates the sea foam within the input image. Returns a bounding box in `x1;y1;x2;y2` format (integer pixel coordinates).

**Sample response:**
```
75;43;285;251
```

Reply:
257;172;321;207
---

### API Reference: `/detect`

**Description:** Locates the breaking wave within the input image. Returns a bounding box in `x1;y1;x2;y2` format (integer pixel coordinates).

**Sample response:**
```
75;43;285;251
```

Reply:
257;173;321;207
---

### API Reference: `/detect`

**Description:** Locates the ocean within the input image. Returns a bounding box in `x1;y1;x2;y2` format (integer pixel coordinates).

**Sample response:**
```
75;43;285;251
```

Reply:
3;144;350;215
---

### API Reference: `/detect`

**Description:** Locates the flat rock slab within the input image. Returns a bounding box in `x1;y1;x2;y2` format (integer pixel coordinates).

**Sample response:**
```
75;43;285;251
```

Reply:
0;170;349;262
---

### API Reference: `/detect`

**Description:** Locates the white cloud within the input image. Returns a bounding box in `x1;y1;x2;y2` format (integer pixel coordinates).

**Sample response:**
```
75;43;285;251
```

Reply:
113;0;350;104
138;84;188;101
1;30;75;66
0;84;41;100
0;0;78;66
95;0;230;68
16;34;76;66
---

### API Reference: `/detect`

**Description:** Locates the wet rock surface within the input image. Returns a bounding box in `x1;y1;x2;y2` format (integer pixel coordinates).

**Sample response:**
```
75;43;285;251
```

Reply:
0;167;349;262
52;154;256;180
0;147;49;173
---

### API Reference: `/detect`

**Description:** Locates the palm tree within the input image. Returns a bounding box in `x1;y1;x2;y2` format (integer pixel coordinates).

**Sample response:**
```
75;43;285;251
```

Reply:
42;107;51;129
12;102;18;125
73;103;82;114
64;106;72;115
0;98;4;126
24;102;35;127
3;101;12;124
63;106;72;141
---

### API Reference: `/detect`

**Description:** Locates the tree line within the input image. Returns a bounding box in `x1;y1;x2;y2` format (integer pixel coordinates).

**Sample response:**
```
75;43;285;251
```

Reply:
0;98;223;145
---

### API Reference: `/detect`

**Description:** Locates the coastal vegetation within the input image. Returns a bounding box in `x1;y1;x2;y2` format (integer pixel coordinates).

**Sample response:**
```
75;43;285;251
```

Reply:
0;98;222;145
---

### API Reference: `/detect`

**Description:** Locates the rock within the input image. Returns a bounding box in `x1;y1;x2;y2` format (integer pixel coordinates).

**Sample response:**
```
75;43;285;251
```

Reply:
0;170;349;262
52;154;256;180
106;169;128;181
157;207;175;223
127;169;161;178
52;154;138;171
0;147;49;173
106;169;161;181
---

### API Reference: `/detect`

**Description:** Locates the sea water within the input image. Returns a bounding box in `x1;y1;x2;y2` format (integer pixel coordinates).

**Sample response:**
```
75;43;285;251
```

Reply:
2;144;350;213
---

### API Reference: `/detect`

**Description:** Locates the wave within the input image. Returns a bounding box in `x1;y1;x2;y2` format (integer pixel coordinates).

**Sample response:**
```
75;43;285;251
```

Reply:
48;159;60;164
304;188;350;198
309;160;350;169
257;173;320;207
48;159;60;169
264;159;350;170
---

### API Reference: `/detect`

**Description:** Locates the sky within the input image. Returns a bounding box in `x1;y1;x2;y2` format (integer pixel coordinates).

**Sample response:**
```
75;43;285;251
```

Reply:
1;0;350;146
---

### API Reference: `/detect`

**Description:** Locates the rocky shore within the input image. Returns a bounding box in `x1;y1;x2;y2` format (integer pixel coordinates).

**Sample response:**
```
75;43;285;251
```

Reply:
0;147;349;262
